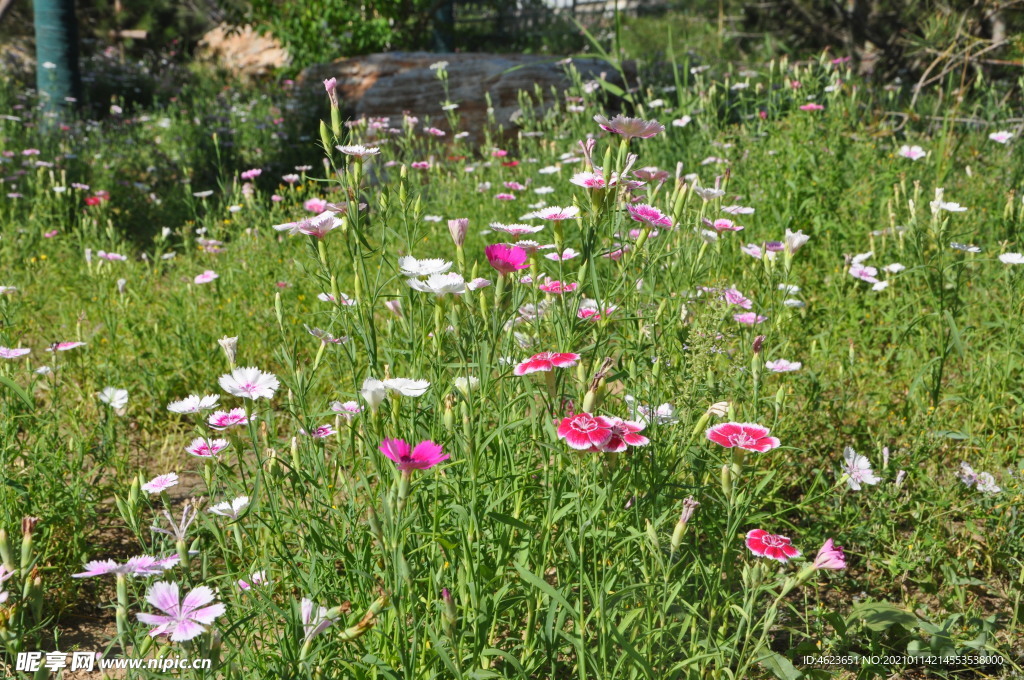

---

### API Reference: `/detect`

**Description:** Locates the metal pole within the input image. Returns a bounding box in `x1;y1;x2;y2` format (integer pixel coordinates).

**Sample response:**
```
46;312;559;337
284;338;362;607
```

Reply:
32;0;82;116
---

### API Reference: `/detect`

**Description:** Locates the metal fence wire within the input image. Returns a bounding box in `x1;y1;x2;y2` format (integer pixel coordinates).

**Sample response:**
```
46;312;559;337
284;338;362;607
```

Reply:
450;0;669;50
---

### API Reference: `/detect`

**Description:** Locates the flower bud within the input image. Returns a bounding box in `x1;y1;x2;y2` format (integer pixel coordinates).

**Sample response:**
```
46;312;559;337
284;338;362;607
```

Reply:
447;218;468;247
670;497;699;555
645;519;660;552
218;335;238;367
720;464;733;498
319;120;331;156
0;529;13;570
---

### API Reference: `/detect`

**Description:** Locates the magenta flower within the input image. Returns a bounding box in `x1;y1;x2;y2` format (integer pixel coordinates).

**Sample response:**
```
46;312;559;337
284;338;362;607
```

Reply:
799;103;824;111
557;413;614;450
514;352;580;376
746;529;801;562
627;203;673;228
599;417;650;452
593;114;665;139
379;438;449;471
136;581;226;642
706;422;780;452
733;312;767;325
73;555;179;579
485;244;529;274
185;437;230;458
811;539;847;570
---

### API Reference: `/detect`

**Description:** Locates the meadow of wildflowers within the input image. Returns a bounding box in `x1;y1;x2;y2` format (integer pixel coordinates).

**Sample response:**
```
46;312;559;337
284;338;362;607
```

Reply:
0;54;1022;679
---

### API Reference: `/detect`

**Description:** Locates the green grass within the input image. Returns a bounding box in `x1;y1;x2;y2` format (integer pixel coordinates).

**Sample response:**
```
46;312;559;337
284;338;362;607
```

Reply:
0;54;1022;680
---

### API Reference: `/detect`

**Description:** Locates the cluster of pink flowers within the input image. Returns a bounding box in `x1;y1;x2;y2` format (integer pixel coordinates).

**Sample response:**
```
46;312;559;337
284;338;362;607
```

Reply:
557;413;649;453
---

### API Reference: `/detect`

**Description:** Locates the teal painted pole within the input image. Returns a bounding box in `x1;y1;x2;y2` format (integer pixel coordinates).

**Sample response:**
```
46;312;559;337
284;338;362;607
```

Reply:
32;0;82;114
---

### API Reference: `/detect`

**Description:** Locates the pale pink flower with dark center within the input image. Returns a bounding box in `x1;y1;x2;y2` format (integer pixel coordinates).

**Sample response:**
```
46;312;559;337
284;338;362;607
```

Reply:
710;218;743;232
538;280;578;294
485;244;529;274
842;446;880;490
301;424;336;439
379;438;448;471
706;422;780;452
208;408;253;430
766;359;802;372
47;341;85;352
627;204;673;228
336;145;380;160
733;312;767;325
849;263;879;283
185;437;230;458
448;218;469;246
898;145;926;161
558;413;614;450
491;222;544;238
741;241;765;258
529;206;580;221
302;598;337;641
167;395;219;414
811;539;846;570
297;211;343;238
142;473;179;494
514;352;580;376
136;581;225;642
545;248;579;261
72;555;179;578
593;114;665;139
746;529;801;562
237;570;269;591
304;197;328;213
0;347;30;359
723;288;752;309
330;400;363;419
634;167;669;182
219;366;280;400
571;171;607;189
209;496;249;520
194;270;218;285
